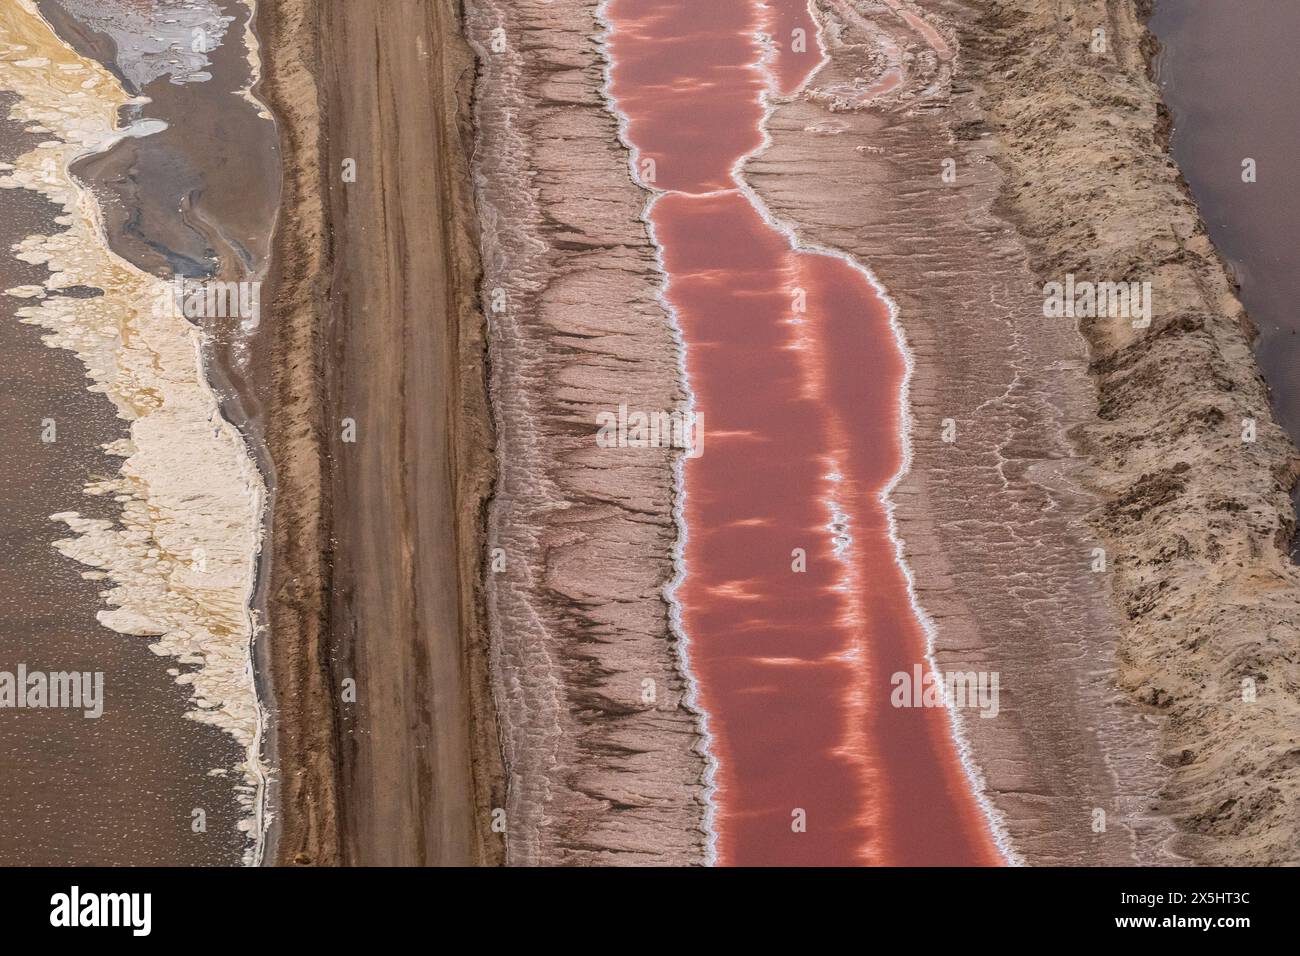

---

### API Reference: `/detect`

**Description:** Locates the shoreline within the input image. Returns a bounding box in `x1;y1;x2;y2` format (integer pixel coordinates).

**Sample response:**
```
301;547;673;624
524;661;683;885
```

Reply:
598;0;1005;864
248;0;338;866
958;0;1300;865
1147;0;1300;528
747;0;1165;863
748;0;1018;863
3;0;1295;867
1;0;268;862
439;0;1300;865
35;0;288;863
468;0;709;864
594;0;722;862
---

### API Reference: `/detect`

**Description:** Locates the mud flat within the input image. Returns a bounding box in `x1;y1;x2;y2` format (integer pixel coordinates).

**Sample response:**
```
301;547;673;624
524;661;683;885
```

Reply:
253;0;501;865
744;0;1300;865
466;0;708;863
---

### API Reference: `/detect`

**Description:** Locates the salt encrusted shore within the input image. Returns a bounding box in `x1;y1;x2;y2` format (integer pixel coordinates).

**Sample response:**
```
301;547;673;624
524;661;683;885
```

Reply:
466;0;710;864
751;0;1300;865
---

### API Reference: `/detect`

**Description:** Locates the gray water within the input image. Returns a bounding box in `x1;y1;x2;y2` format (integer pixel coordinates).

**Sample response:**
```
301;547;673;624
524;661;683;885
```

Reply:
1150;1;1300;549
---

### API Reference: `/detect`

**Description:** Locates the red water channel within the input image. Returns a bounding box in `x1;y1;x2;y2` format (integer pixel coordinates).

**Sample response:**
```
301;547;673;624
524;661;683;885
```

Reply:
603;0;1002;865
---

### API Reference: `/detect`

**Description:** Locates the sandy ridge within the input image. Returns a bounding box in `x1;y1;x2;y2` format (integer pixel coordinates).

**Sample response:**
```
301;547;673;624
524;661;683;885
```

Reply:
967;0;1300;865
247;0;340;866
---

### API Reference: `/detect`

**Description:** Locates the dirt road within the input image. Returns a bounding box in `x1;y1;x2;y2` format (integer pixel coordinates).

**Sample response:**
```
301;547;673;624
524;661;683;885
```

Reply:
256;0;500;866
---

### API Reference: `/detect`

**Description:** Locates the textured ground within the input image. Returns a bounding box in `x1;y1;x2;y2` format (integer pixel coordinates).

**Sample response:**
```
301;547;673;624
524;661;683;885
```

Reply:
462;0;1300;866
466;0;710;864
965;0;1300;866
254;0;501;866
250;0;1300;867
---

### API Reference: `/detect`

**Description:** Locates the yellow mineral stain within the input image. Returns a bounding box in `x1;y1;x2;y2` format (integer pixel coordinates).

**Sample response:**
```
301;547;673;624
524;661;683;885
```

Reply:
0;0;268;863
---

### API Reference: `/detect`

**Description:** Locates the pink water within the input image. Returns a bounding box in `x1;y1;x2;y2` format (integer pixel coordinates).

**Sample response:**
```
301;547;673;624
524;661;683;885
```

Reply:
604;0;1003;865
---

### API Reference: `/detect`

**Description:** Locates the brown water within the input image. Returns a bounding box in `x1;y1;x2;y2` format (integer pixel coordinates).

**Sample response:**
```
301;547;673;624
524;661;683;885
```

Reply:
0;0;276;864
603;0;1001;865
0;99;246;865
1149;0;1300;546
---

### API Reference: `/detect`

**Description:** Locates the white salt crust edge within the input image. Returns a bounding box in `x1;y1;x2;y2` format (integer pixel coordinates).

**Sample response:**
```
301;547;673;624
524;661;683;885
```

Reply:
0;0;269;864
595;0;1020;866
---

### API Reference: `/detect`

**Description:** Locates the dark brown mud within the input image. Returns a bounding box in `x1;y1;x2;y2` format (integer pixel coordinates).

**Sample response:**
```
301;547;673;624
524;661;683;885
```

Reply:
0;84;246;865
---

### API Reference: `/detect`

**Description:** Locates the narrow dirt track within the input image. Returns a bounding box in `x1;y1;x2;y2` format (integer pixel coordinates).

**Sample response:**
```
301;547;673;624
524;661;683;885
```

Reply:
258;0;499;866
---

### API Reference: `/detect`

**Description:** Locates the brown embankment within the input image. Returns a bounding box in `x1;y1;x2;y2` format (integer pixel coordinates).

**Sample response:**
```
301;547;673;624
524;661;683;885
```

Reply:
255;0;502;866
967;0;1300;865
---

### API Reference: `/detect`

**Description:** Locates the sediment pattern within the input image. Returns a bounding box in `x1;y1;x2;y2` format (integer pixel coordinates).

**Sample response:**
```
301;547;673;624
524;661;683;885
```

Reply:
467;0;709;864
747;0;1165;864
964;0;1300;865
0;0;266;857
249;0;339;865
601;0;1006;865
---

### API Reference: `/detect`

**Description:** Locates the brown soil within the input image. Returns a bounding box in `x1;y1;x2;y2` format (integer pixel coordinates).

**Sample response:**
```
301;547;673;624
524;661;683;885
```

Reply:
255;0;502;866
